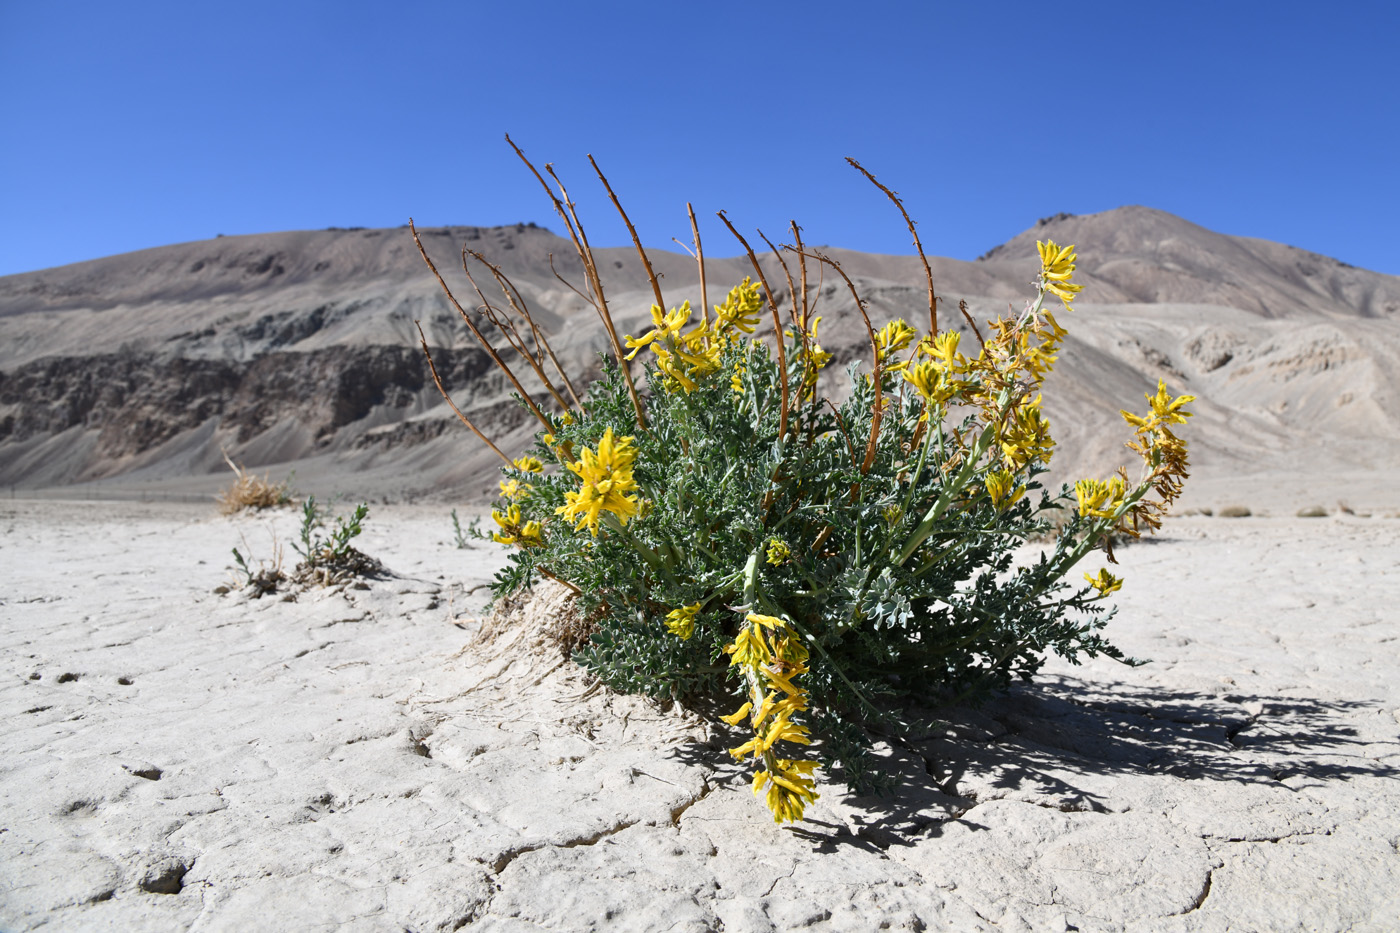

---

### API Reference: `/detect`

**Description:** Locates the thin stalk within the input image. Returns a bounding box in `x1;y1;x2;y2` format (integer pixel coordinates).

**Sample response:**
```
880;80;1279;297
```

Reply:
409;221;551;431
589;154;666;315
466;248;581;408
504;136;646;428
716;212;790;440
688;203;709;328
458;249;571;413
846;158;937;335
797;249;883;474
544;161;647;429
413;322;510;465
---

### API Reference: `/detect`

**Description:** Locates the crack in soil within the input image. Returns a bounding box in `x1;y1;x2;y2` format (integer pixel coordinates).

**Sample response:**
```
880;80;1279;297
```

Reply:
488;818;643;875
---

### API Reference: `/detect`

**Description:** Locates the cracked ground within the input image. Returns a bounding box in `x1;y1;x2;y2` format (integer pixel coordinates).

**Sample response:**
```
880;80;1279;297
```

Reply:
2;501;1398;931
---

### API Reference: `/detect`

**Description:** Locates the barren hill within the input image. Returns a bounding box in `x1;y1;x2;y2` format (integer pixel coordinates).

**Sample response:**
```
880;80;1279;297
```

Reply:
1;208;1397;511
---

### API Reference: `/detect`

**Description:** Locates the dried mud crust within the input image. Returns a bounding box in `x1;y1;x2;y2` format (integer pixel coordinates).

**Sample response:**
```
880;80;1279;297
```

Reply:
4;504;1399;931
473;578;598;662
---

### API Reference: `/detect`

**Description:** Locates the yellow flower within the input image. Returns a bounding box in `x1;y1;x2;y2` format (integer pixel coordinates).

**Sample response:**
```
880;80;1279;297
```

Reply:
555;427;641;535
498;478;532;501
875;319;918;374
1000;398;1055;468
714;278;764;335
725;626;770;668
1084;568;1124;595
1122;380;1196;433
727;713;811;760
512;456;544;474
1074;477;1127;519
490;505;543;548
765;539;791;566
518;521;544;548
1038;239;1083;305
624;301;693;359
903;360;956;405
752;759;819;824
664;602;700;640
720;702;753;727
984;469;1025;509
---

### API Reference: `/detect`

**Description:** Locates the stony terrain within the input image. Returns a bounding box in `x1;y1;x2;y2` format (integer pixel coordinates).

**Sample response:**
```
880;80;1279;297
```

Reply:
1;207;1398;511
3;500;1398;931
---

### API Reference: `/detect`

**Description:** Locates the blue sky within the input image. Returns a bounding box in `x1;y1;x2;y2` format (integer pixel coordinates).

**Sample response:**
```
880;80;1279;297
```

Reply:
2;1;1397;277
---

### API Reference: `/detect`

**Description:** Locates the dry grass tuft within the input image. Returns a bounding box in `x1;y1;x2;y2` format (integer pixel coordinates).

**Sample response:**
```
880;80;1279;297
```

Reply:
1218;504;1252;518
217;451;293;515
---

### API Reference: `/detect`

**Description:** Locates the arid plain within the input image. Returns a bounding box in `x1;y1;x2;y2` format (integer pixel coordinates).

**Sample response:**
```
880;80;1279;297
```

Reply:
2;208;1399;930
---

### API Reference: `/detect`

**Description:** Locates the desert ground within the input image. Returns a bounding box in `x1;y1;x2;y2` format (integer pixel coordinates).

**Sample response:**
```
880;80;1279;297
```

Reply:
3;498;1398;932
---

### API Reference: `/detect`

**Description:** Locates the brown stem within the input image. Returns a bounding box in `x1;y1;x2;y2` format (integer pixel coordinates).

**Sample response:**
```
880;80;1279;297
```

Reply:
548;252;594;305
544;161;647;429
760;230;815;414
757;229;798;330
538;567;583;596
688;202;710;329
504;135;646;428
414;322;510;465
410;220;551;431
846;157;937;335
589;154;666;315
466;248;582;409
790;221;811;332
958;299;987;348
716;211;790;440
457;250;544;373
799;249;883;474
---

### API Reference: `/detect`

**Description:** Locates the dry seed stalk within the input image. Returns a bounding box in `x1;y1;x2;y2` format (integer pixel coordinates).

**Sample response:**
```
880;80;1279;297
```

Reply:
410;220;552;431
716;211;791;440
463;248;581;409
795;248;884;474
688;203;709;328
505;135;646;429
413;322;511;465
589;154;666;316
846;157;938;335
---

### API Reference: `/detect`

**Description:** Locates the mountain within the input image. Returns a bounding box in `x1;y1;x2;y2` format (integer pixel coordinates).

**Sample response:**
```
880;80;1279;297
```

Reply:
1;208;1397;511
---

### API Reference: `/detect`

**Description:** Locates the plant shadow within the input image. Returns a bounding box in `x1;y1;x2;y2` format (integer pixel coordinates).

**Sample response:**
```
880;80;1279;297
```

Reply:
679;673;1398;852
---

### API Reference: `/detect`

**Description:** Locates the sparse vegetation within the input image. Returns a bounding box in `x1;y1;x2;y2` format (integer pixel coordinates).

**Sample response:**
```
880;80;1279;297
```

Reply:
450;509;474;549
217;451;293;514
225;497;381;597
416;144;1195;822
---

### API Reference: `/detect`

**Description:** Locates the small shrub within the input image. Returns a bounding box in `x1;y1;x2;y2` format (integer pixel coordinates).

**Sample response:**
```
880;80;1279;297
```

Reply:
1218;505;1252;518
230;533;286;597
451;509;475;549
217;451;293;514
415;146;1195;823
290;497;381;586
1296;505;1328;518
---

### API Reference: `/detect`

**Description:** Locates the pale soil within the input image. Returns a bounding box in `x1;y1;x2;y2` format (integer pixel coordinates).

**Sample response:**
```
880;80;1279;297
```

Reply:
2;501;1398;932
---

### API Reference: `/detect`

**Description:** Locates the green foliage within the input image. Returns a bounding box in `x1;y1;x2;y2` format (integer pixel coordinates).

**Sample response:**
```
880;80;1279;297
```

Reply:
488;288;1189;802
423;150;1194;820
293;496;369;568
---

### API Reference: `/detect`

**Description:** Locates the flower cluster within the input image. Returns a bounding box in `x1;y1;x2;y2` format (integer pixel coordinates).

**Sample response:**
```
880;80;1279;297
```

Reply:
555;427;640;535
625;279;766;394
720;613;818;823
428;162;1196;825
